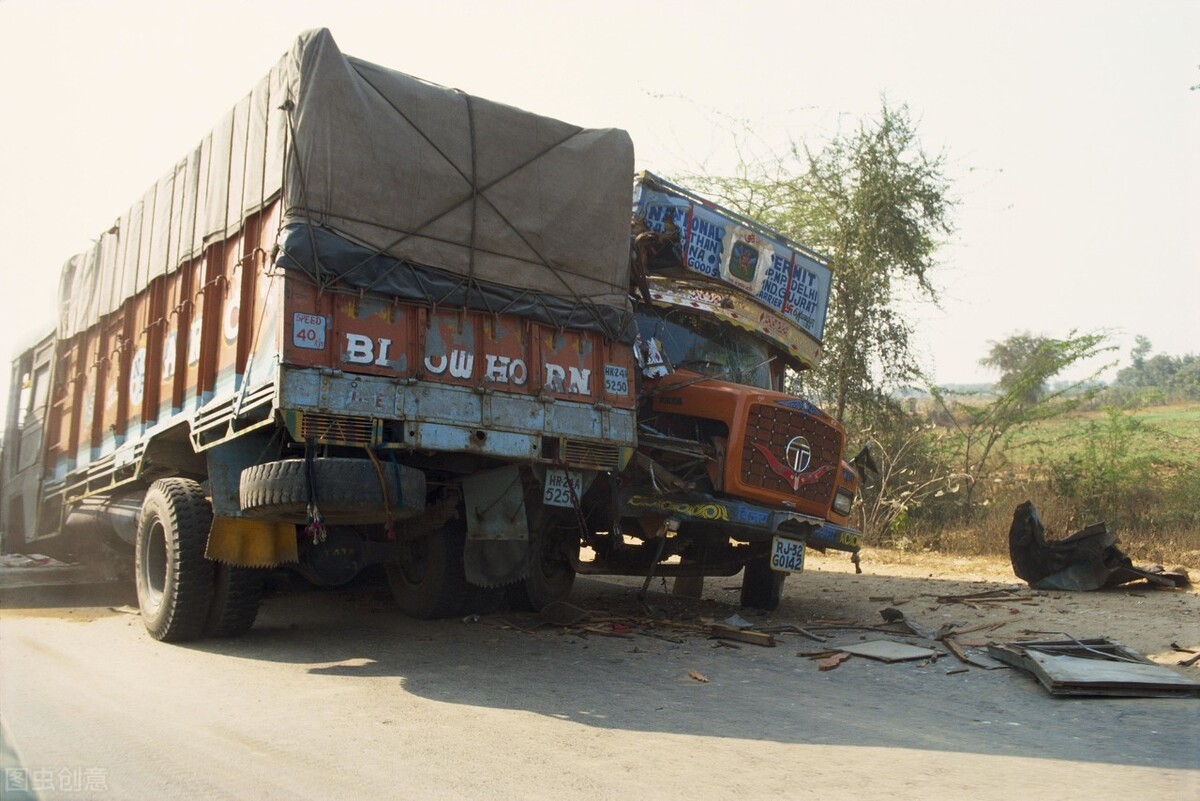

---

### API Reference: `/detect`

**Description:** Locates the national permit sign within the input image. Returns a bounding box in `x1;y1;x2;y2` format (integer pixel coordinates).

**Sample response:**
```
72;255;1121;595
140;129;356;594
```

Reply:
633;173;832;343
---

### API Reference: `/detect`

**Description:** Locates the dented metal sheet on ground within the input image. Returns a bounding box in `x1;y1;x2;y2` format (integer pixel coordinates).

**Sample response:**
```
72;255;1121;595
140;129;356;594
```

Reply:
988;638;1200;697
838;640;938;663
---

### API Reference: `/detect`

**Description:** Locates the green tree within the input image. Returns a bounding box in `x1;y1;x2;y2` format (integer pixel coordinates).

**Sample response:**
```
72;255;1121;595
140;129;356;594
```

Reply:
683;101;954;423
934;330;1114;509
980;332;1057;407
1113;337;1200;403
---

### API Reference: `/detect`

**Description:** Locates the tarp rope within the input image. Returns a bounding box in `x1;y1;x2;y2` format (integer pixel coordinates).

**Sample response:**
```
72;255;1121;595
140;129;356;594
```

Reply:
279;66;624;340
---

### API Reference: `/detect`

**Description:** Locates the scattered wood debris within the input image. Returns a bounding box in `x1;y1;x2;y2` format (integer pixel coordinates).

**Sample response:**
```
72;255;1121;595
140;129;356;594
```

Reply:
709;624;776;647
1178;652;1200;668
818;653;851;671
688;670;709;683
541;601;590;626
879;607;937;639
926;585;1022;604
942;635;1009;670
580;625;634;640
758;624;827;642
798;650;841;659
940;620;1011;638
1169;642;1200;666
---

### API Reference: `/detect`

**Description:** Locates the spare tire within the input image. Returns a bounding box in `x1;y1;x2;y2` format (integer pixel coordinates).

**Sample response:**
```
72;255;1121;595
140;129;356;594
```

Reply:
239;458;425;524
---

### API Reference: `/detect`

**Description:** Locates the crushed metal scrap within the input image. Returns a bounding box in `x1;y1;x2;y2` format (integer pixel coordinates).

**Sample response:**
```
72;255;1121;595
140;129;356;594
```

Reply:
1009;501;1191;592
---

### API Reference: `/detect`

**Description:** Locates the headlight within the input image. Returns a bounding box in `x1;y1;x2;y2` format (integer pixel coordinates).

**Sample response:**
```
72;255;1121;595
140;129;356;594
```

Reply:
833;489;854;516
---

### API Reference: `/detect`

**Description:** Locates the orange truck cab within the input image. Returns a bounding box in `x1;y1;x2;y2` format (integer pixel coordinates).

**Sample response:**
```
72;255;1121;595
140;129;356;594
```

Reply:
562;174;861;610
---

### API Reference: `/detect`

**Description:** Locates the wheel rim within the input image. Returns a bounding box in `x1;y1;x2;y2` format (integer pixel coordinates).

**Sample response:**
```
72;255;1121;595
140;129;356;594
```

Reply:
525;526;574;606
141;520;168;614
398;537;431;587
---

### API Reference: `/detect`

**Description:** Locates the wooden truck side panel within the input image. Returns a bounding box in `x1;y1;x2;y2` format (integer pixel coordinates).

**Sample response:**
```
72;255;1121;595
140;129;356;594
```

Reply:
44;202;285;496
280;280;637;411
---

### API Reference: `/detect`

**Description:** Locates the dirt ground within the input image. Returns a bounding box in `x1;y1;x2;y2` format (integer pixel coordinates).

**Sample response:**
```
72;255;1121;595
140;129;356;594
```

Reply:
718;547;1200;667
3;545;1198;667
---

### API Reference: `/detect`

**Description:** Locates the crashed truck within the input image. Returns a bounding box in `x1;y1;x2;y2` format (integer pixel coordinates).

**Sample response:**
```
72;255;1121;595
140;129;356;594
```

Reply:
0;29;861;642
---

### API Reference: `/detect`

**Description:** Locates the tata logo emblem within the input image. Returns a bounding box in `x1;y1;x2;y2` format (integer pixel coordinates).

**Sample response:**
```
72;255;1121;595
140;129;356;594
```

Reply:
751;437;830;493
785;436;812;474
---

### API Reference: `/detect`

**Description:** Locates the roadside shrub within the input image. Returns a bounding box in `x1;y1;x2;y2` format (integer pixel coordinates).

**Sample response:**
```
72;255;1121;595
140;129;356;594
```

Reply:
1043;408;1163;530
846;413;964;548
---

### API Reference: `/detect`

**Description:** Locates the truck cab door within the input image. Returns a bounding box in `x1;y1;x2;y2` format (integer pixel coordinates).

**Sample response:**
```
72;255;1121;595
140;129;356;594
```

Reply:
1;336;55;551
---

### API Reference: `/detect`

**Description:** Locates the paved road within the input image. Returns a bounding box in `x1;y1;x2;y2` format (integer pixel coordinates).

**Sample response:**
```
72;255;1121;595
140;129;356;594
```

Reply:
1;571;1197;800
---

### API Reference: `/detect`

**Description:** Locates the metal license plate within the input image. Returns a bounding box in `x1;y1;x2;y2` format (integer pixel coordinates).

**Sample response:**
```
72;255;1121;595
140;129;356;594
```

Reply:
770;536;805;573
542;468;584;509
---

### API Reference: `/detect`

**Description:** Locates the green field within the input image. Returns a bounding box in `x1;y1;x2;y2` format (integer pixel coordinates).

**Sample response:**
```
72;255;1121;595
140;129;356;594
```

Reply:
909;402;1200;564
1003;404;1200;471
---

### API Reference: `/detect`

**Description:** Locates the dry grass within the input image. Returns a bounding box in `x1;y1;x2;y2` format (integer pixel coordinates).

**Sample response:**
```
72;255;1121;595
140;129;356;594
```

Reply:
868;402;1200;569
895;484;1200;570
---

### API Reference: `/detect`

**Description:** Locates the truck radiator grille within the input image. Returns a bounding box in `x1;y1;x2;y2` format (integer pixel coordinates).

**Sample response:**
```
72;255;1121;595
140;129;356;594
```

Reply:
300;412;378;446
739;403;842;505
561;439;621;470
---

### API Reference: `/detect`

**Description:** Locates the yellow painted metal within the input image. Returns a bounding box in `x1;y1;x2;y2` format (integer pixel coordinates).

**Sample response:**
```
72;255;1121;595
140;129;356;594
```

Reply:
206;516;298;567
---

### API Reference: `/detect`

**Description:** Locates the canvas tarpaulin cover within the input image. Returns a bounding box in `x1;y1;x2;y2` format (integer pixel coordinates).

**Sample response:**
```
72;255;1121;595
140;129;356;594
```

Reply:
58;28;635;341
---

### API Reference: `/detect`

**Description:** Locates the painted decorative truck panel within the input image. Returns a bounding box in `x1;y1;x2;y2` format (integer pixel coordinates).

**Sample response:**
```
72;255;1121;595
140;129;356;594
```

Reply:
633;173;831;369
42;203;287;486
281;281;635;410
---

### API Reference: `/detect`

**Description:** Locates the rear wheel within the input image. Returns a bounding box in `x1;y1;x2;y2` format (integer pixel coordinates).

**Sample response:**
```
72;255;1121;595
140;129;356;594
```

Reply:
505;509;576;612
135;478;215;642
205;563;265;637
386;521;469;620
739;557;785;611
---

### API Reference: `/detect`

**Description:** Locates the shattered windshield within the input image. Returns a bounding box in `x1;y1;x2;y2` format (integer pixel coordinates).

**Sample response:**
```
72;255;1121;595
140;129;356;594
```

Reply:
636;308;775;390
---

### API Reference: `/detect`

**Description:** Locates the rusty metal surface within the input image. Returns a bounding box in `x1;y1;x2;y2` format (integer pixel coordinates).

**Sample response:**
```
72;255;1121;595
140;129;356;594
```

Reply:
277;366;635;463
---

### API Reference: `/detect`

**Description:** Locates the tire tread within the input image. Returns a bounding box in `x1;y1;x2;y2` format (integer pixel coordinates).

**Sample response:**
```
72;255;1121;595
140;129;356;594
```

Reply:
137;478;215;642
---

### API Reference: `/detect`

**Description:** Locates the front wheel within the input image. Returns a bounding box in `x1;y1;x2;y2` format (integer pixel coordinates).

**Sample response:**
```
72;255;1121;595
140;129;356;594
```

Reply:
739;557;785;611
135;478;216;642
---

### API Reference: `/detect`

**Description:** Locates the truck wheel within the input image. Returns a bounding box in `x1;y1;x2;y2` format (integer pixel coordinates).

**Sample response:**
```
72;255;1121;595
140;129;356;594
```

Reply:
136;478;216;642
740;557;785;611
386;521;468;620
505;513;576;612
239;458;421;524
205;563;265;637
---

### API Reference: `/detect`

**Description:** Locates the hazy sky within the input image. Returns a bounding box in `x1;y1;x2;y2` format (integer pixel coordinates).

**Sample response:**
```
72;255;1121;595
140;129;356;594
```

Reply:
1;0;1197;419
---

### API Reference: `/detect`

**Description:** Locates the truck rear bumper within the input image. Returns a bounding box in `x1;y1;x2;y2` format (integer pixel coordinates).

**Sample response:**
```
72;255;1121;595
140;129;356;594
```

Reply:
277;366;636;470
618;489;861;553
